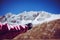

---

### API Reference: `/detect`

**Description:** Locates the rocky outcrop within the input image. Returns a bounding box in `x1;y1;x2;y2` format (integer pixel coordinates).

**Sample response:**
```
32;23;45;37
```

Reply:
13;19;60;40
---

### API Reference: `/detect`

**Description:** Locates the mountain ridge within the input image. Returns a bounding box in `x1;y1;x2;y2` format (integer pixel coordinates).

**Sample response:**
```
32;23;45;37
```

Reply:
0;11;60;25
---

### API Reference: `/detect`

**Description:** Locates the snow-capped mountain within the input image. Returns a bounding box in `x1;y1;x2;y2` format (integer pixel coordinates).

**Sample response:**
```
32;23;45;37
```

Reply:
0;11;60;25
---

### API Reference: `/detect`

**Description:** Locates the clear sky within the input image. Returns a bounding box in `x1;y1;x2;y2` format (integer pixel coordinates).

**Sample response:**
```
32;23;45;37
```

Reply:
0;0;60;16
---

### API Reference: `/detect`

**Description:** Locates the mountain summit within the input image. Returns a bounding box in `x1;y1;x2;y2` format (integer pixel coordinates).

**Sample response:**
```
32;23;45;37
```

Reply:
0;11;60;25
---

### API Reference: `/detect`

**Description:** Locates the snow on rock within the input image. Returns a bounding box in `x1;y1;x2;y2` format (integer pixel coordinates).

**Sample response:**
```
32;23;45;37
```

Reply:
0;11;60;26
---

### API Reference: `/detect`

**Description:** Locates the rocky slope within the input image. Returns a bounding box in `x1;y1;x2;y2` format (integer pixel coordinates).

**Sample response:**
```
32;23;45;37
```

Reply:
13;19;60;40
0;11;60;40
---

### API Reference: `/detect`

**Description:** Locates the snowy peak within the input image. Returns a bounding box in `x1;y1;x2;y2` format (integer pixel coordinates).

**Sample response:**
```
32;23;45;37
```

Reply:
0;11;60;25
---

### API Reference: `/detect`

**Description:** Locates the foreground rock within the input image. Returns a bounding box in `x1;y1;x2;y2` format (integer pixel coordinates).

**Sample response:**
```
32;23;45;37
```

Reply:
13;19;60;40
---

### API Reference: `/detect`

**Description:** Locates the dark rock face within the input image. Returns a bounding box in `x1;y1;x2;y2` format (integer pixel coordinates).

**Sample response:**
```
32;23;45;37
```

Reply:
13;19;60;40
26;23;33;30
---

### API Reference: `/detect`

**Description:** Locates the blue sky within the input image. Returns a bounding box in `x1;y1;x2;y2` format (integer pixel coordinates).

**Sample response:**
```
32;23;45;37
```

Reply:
0;0;60;16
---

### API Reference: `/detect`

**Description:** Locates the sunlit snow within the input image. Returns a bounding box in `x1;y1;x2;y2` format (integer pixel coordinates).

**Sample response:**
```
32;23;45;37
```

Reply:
0;11;60;26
